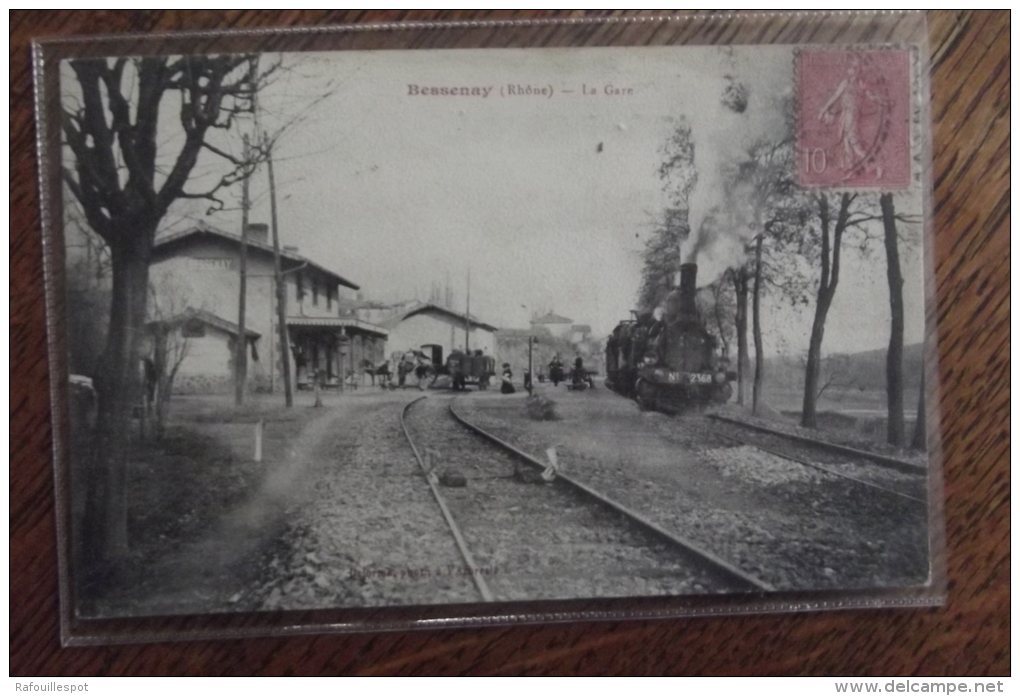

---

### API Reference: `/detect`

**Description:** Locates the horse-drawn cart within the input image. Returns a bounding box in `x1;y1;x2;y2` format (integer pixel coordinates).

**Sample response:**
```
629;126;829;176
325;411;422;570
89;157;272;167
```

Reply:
365;348;495;391
445;350;496;391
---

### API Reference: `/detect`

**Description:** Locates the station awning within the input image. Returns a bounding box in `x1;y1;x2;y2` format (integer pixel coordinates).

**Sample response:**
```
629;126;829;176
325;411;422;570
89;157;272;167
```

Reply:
286;316;388;338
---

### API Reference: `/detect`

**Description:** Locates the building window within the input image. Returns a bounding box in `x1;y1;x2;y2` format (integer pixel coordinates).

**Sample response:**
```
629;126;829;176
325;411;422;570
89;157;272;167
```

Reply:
296;272;305;301
327;285;333;312
312;277;319;306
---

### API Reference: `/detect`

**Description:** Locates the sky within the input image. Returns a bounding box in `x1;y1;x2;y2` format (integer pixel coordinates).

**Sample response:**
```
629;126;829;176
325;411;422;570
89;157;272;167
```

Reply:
65;46;928;357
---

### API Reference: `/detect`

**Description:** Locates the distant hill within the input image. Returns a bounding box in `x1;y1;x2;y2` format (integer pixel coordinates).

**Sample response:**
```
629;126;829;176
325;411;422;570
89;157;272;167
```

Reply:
764;343;925;394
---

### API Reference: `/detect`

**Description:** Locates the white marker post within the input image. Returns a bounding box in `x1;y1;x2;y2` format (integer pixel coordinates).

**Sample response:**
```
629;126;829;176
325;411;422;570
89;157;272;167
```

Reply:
254;418;264;462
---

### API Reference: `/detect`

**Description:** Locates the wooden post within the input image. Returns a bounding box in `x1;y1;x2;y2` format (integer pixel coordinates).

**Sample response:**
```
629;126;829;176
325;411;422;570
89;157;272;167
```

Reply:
338;333;350;394
267;146;294;407
527;335;534;395
465;268;471;353
235;134;251;407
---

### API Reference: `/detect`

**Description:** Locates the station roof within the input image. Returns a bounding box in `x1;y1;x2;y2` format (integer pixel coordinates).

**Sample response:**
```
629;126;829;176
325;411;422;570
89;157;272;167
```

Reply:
532;312;573;325
153;222;360;290
286;316;388;338
382;301;499;333
147;307;261;339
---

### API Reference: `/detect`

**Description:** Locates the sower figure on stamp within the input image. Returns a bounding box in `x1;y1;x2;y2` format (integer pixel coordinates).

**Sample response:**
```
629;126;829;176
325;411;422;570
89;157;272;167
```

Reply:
818;55;889;179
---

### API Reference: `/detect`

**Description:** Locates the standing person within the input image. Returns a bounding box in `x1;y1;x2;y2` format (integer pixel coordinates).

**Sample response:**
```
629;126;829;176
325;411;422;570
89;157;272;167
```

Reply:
396;352;409;388
573;353;585;387
549;354;564;387
500;363;516;395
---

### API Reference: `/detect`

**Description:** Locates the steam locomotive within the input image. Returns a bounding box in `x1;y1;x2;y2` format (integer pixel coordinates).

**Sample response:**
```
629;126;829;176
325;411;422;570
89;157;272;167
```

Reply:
605;263;734;412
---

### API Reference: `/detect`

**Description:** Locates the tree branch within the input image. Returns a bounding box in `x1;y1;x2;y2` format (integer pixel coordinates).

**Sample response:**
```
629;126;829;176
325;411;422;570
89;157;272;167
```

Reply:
200;141;248;166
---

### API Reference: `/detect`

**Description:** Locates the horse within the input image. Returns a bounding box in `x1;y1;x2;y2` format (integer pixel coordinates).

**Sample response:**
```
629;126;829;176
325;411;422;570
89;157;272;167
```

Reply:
390;350;437;389
361;359;392;388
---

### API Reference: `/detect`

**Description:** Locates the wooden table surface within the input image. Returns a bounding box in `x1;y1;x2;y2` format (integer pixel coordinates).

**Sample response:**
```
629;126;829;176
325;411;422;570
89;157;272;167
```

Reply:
10;10;1009;675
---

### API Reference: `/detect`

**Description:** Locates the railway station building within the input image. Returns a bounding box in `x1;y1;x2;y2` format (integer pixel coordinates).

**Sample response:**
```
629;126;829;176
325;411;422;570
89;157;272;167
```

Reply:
347;299;498;366
531;311;575;340
148;223;389;394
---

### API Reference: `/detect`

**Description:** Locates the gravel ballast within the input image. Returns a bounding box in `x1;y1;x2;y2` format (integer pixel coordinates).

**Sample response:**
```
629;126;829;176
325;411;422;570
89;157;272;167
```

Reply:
454;387;931;591
249;394;480;610
404;397;742;600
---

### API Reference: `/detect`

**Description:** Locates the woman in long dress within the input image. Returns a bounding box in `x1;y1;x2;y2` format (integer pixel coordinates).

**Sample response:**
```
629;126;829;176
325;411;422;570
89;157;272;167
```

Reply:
500;363;516;394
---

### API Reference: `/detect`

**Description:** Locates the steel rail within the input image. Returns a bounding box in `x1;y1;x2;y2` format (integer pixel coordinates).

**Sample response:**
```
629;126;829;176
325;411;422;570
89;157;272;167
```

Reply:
448;402;775;593
707;414;926;474
714;431;927;506
400;396;495;602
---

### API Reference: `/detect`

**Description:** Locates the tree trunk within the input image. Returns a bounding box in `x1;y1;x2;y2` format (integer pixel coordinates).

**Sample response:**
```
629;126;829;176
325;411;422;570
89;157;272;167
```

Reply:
911;363;927;450
85;232;153;565
752;234;765;416
151;326;167;440
713;280;731;360
881;193;906;446
801;302;829;428
802;193;845;429
715;307;730;359
733;268;749;406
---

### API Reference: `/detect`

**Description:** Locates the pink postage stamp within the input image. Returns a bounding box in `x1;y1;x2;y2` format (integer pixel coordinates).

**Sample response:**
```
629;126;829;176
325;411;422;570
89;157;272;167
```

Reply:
797;48;912;189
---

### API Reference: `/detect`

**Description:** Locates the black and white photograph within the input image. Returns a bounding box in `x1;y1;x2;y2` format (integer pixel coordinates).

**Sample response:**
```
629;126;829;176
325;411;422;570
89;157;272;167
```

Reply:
54;41;937;620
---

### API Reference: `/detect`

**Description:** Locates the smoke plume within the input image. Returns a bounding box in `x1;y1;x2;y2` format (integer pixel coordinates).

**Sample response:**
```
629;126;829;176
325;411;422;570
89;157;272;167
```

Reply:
680;64;793;288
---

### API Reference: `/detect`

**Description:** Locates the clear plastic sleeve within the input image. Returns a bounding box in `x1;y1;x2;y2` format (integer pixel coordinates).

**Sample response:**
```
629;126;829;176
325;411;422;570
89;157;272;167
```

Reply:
34;11;945;645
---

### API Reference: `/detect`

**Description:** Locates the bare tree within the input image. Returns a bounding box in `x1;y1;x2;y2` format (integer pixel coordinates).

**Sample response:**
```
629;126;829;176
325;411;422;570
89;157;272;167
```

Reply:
800;192;877;428
62;55;276;563
880;192;906;445
879;192;922;446
725;135;810;415
697;276;736;359
64;198;112;376
636;117;697;313
813;353;852;401
730;266;751;406
657;117;698;211
145;277;197;440
637;209;689;313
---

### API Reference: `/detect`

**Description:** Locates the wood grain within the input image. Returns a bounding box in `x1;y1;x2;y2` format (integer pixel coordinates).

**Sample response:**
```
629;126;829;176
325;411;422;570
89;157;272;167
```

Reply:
10;10;1009;675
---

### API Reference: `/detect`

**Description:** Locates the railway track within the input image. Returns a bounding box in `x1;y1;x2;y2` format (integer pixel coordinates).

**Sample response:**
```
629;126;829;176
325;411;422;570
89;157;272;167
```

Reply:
707;414;926;473
400;396;773;602
707;414;928;504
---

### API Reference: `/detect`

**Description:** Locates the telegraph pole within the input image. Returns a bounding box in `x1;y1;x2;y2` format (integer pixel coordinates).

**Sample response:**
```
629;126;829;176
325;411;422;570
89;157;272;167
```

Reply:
267;142;294;407
235;134;251;407
528;335;534;395
465;268;471;353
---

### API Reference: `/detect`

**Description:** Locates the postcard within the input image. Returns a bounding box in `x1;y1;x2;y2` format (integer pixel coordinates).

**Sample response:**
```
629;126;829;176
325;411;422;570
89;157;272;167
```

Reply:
46;31;939;630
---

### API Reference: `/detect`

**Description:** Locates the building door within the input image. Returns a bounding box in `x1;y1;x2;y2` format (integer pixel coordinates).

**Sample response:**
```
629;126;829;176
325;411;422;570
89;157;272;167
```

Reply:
422;343;443;366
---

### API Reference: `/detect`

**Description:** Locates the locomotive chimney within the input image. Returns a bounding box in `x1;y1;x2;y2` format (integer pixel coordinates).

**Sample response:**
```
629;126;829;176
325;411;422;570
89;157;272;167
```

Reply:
663;263;700;325
678;262;699;323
